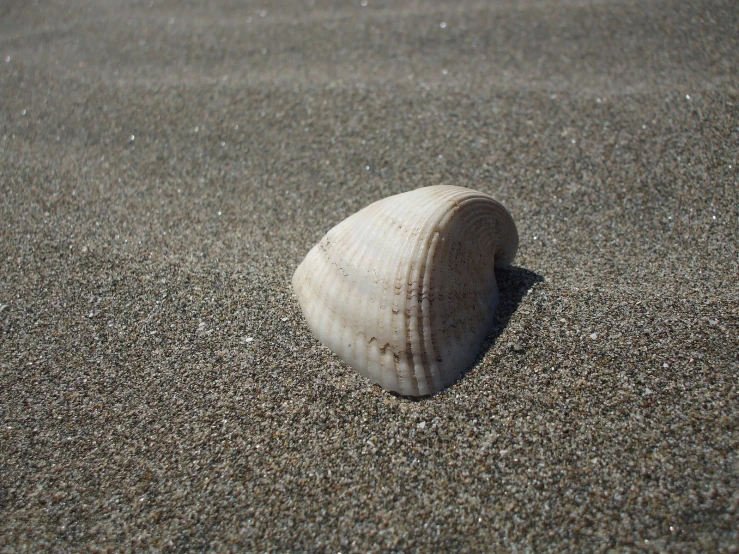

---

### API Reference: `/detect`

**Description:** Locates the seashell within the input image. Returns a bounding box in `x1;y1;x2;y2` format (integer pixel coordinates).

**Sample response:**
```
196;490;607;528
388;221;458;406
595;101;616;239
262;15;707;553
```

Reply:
292;185;518;396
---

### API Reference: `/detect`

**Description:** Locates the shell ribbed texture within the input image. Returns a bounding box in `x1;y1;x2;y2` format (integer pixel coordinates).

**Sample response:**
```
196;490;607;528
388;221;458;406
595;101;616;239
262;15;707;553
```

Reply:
292;185;518;396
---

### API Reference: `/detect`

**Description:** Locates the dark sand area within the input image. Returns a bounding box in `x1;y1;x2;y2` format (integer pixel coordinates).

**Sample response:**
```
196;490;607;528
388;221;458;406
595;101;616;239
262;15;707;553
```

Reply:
1;0;738;551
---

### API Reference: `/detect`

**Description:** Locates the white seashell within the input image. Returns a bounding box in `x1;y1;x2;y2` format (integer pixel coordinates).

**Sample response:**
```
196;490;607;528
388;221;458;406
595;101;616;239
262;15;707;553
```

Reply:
292;185;519;396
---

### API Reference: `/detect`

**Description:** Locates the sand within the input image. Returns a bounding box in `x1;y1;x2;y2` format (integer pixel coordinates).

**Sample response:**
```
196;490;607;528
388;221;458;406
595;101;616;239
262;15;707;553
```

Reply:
1;0;737;551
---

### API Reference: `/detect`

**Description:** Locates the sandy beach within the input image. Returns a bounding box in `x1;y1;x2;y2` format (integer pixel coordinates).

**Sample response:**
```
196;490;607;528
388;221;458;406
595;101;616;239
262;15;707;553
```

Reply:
1;0;737;551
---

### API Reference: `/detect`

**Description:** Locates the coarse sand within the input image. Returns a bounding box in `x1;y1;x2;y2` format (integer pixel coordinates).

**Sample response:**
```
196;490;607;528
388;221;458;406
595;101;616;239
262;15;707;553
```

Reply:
1;0;737;551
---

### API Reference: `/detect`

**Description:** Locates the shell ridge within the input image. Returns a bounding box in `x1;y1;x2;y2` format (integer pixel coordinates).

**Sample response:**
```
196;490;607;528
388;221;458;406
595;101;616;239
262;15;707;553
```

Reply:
364;202;407;387
294;243;333;338
340;212;385;373
444;198;506;379
350;199;408;376
422;229;444;391
309;217;365;361
386;189;463;395
316;202;395;372
400;218;438;395
323;227;356;361
410;191;477;394
385;202;424;394
423;192;504;386
406;207;441;395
